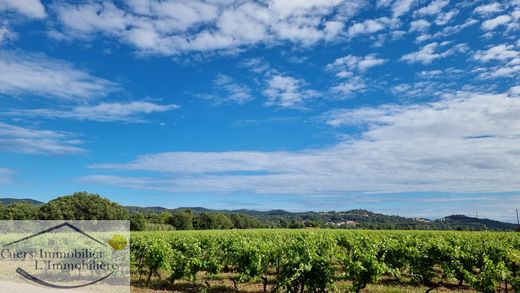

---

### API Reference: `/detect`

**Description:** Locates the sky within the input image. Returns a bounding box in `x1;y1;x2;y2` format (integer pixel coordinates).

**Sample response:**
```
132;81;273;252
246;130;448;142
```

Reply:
0;0;519;222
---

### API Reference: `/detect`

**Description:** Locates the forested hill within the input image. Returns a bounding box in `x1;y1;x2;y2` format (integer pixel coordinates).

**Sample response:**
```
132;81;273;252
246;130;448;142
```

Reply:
439;215;518;231
0;198;44;206
1;194;518;231
129;205;518;231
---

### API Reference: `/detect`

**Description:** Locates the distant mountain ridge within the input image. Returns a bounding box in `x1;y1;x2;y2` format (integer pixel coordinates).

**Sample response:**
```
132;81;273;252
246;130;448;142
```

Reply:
128;205;518;231
2;198;518;231
439;215;517;231
0;198;44;206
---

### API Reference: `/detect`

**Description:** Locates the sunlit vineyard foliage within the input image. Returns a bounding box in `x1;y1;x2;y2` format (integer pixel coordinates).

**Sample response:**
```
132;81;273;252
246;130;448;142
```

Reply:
131;230;520;292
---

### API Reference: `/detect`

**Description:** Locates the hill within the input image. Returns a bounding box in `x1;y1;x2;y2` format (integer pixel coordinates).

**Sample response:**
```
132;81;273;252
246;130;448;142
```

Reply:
1;197;518;231
0;198;44;206
437;215;518;230
127;205;518;231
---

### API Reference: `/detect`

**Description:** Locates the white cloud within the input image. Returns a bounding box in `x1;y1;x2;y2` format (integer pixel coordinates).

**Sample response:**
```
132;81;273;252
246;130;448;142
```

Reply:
400;42;468;64
209;74;253;104
263;75;318;108
326;54;383;96
416;0;449;16
417;69;443;78
324;21;345;40
376;0;393;8
474;3;503;15
326;54;386;72
348;18;390;37
417;67;463;79
0;0;46;19
435;9;458;25
415;18;479;43
409;19;431;32
331;77;367;95
54;0;367;55
240;59;320;108
2;101;179;123
56;2;129;35
0;26;14;44
392;0;415;18
239;58;273;74
474;44;519;62
473;44;520;79
0;51;118;100
441;18;479;35
481;14;512;31
0;121;84;154
83;90;520;195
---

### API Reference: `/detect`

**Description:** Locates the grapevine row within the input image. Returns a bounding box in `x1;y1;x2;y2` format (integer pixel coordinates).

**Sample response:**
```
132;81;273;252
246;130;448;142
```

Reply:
131;230;520;292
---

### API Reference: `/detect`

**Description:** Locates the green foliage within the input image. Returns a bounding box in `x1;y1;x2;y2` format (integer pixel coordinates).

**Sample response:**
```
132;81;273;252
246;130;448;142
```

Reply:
131;229;520;292
3;202;39;220
340;237;386;292
167;211;193;230
130;213;147;231
3;193;517;231
274;234;336;292
229;213;262;229
193;212;234;230
38;191;129;220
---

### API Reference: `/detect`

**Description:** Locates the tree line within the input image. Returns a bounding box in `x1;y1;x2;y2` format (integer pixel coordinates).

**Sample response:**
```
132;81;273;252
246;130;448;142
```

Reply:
0;191;262;231
1;191;517;231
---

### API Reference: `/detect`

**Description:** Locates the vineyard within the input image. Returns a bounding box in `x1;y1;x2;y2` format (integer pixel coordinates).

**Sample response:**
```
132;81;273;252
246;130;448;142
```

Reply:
131;230;520;292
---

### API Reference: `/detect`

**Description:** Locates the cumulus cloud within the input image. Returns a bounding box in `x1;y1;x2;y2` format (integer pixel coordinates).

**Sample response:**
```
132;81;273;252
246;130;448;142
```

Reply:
474;3;504;15
0;121;84;154
325;54;384;96
263;75;318;108
239;59;321;108
53;0;367;55
0;51;118;100
331;77;367;95
391;0;416;18
416;0;449;16
415;18;478;43
2;101;179;123
400;42;468;64
481;14;512;31
474;44;519;62
348;17;391;37
84;90;520;195
409;19;431;32
473;44;520;79
326;54;386;72
435;9;458;25
0;0;46;19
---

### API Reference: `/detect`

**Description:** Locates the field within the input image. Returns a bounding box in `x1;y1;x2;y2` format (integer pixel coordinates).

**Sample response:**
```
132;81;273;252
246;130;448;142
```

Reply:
130;229;520;292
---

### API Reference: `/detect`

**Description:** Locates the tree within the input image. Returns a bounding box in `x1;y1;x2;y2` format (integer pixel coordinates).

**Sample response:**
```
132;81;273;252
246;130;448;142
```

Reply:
192;212;233;230
230;213;248;229
39;191;129;220
130;213;147;231
230;213;262;229
194;212;214;230
5;202;39;220
157;212;171;224
0;203;5;220
167;211;193;230
214;213;234;229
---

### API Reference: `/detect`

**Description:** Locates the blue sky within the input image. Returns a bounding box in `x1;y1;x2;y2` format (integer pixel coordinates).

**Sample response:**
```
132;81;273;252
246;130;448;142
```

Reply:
0;0;519;222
